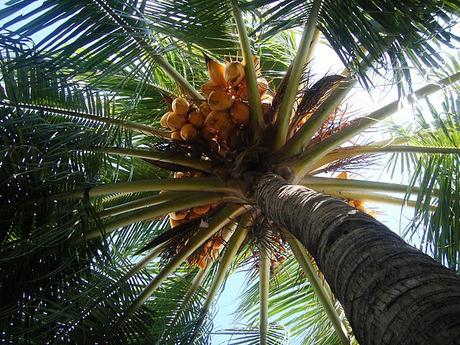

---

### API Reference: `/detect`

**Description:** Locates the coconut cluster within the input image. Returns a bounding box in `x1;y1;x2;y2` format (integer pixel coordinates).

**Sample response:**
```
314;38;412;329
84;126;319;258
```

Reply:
168;171;217;228
160;56;272;156
167;171;225;268
160;56;273;268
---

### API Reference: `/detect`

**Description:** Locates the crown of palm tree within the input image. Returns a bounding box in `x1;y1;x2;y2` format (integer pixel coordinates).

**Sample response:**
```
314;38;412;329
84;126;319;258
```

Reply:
1;0;460;344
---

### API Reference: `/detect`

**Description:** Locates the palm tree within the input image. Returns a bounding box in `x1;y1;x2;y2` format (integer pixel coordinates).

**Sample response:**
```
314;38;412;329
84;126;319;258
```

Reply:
1;0;460;344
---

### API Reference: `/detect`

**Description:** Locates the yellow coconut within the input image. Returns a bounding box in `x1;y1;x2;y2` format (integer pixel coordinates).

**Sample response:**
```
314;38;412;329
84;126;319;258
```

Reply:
208;89;234;111
199;102;212;116
257;77;269;96
166;112;187;130
207;59;227;86
174;172;186;178
172;97;190;115
224;61;246;87
192;204;211;215
230;101;250;125
201;81;223;98
200;125;216;141
188;110;205;128
169;209;189;221
169;218;182;228
187;211;202;219
337;171;349;179
353;200;366;208
204;110;233;135
171;130;182;141
180;123;198;141
160;112;170;128
236;81;248;100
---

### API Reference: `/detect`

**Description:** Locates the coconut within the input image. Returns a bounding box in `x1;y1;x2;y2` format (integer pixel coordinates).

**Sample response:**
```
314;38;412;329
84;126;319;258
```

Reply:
170;130;182;141
172;97;190;115
169;218;182;228
169;209;189;220
180;123;198;141
230;101;250;125
188;110;205;128
337;171;349;179
207;59;226;85
200;125;216;141
192;204;211;215
353;200;366;209
160;112;170;128
204;111;234;140
187;211;202;219
208;89;234;111
235;81;248;100
201;81;223;98
199;102;212;116
174;172;186;178
224;61;246;87
257;77;269;96
166;112;187;130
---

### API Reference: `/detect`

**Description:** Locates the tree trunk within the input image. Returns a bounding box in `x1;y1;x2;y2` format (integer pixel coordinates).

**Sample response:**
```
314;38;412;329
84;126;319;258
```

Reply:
255;174;460;345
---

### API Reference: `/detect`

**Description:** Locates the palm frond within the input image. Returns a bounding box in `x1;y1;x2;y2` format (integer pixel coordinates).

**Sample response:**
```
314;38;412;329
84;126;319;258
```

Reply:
237;256;348;345
394;94;460;272
243;0;459;93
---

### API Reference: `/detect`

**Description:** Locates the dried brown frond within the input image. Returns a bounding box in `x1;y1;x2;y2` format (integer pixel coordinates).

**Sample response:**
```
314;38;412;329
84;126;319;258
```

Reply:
238;216;289;281
306;106;351;148
312;154;379;175
289;74;346;136
268;65;292;123
160;92;174;111
136;217;202;255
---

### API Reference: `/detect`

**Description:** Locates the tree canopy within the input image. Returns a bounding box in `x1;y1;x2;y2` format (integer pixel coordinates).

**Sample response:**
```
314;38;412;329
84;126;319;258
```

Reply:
0;0;459;344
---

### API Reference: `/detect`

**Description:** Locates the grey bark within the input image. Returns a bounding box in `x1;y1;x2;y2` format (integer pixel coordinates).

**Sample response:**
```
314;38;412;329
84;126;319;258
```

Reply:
255;174;460;345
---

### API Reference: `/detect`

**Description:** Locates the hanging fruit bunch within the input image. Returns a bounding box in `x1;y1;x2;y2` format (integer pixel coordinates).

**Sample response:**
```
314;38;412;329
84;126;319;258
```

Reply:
160;55;271;155
159;55;272;268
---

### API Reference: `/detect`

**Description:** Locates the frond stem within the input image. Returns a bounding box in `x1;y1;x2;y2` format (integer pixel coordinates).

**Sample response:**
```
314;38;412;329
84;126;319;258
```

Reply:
259;250;270;345
168;265;212;329
272;0;323;150
91;0;203;100
98;191;195;218
201;214;250;314
317;188;434;210
278;77;355;158
83;193;231;241
117;204;246;326
301;176;433;196
230;0;265;136
50;177;239;200
0;100;169;137
291;72;460;181
286;235;350;345
313;144;460;169
94;147;214;172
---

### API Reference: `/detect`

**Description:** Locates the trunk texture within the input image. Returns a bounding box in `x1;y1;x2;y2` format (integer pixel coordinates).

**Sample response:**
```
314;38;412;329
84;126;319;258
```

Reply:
255;174;460;345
